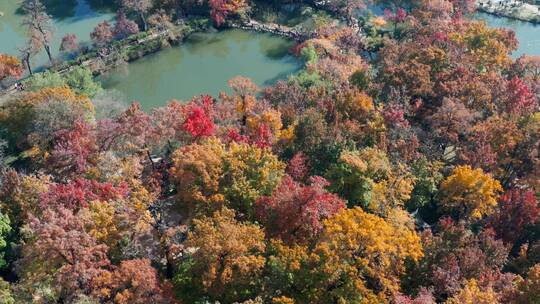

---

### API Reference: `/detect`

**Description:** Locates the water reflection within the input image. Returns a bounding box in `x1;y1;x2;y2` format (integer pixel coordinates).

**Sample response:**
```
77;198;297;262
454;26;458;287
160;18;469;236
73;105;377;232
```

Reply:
85;0;118;14
0;0;114;68
40;0;78;20
99;29;301;110
12;0;114;21
185;31;232;59
260;37;292;59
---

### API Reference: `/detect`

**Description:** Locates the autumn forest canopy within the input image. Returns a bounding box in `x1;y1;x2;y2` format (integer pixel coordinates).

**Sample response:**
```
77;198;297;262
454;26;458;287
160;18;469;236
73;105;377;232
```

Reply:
1;0;540;303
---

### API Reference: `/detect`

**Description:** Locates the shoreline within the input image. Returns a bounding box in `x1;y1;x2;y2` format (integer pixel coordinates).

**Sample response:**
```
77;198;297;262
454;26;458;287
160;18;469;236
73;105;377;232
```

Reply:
227;19;311;41
0;22;193;97
477;0;540;23
0;18;309;98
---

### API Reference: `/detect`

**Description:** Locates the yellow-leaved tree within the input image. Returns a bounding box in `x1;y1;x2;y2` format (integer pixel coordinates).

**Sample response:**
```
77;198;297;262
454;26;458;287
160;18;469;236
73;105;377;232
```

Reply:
514;263;540;303
439;165;502;220
445;279;499;304
448;21;517;71
308;207;423;303
174;207;266;303
221;141;286;219
170;137;226;215
170;138;285;219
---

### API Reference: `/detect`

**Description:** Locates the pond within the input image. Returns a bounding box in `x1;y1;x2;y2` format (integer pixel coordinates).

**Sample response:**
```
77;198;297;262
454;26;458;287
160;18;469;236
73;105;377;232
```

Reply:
98;29;302;111
0;0;114;68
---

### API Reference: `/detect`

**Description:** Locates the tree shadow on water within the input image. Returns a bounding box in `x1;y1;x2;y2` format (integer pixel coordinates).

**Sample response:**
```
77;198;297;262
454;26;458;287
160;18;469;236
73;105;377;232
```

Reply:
262;65;302;86
259;35;296;60
184;32;231;58
263;42;294;60
15;0;116;21
15;0;77;20
43;0;78;19
86;0;119;14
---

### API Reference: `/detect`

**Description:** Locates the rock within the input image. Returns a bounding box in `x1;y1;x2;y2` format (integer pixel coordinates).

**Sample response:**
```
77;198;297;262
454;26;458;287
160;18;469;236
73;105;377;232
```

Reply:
228;19;309;41
477;0;540;23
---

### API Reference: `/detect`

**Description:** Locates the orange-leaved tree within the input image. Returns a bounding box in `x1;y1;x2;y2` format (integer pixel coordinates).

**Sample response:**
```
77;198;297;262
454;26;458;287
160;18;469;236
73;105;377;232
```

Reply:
0;54;24;82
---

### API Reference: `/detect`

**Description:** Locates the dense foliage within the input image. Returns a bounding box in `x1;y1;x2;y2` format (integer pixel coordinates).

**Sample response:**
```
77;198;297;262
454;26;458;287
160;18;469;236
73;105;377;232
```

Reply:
0;0;540;303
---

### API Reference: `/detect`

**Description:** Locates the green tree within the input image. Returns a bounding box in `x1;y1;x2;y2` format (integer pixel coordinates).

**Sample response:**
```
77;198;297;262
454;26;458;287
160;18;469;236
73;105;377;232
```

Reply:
0;212;11;269
25;71;66;92
64;66;102;98
406;158;444;211
221;142;286;219
0;278;14;304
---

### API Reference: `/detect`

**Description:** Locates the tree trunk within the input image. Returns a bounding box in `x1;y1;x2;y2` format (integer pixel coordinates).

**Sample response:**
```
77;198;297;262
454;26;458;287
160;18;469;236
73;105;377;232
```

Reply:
44;43;53;63
24;55;33;75
140;12;148;31
36;24;53;63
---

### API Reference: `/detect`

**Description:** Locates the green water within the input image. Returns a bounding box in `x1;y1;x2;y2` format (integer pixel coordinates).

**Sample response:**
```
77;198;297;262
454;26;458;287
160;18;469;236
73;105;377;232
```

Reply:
98;29;302;111
0;0;114;68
